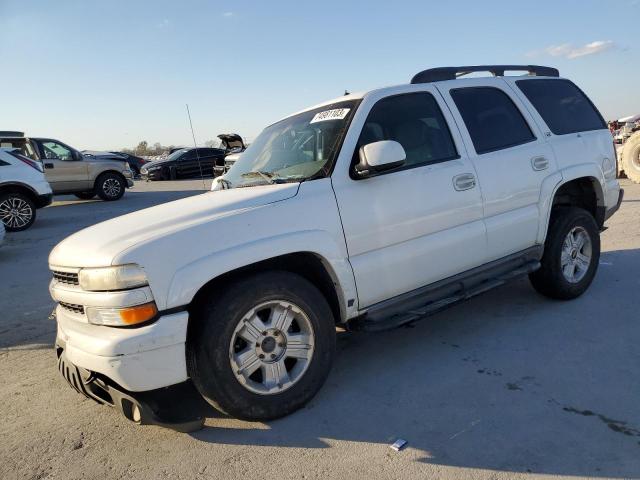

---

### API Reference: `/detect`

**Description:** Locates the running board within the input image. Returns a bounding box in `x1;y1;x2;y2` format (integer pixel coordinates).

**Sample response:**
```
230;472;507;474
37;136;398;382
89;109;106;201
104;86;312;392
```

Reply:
353;247;542;332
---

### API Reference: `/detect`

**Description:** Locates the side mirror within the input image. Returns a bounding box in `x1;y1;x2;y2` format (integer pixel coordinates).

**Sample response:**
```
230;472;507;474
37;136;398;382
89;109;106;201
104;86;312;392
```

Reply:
355;140;406;177
73;150;84;161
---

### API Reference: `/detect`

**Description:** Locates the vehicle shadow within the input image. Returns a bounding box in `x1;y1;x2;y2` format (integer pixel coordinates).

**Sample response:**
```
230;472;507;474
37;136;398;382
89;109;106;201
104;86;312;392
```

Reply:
188;248;640;478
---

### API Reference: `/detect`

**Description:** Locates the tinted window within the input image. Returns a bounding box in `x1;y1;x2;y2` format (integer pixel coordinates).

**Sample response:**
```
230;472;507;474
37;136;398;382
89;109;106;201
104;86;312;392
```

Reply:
355;92;458;170
181;150;197;160
516;79;606;135
450;87;535;154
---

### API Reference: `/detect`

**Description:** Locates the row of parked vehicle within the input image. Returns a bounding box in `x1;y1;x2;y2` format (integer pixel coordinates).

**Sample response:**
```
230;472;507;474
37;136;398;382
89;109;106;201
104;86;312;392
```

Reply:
0;132;246;235
0;132;136;233
139;134;245;180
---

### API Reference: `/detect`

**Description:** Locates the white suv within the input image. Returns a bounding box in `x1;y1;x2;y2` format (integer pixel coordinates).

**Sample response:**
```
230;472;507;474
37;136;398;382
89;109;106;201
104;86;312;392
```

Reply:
0;148;53;231
49;65;622;430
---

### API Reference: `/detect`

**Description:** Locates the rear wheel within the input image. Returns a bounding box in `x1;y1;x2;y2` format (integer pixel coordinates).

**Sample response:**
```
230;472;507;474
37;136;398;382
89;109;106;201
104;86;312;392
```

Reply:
187;271;336;420
74;191;96;200
0;192;36;231
529;207;600;299
621;133;640;184
96;172;125;201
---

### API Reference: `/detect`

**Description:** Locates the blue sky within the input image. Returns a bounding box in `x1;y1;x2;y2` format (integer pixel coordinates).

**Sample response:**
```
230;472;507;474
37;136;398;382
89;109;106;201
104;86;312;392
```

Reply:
1;0;638;150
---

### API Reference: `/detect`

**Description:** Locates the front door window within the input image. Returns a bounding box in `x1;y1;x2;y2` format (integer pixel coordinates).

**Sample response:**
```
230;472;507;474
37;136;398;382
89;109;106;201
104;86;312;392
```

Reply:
42;141;74;161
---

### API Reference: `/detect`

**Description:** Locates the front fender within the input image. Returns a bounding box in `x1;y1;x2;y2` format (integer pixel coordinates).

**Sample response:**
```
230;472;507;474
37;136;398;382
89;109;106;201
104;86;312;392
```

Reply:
166;230;358;320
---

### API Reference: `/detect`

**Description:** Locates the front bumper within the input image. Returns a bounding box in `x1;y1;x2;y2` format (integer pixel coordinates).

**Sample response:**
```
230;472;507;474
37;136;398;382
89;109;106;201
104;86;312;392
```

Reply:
140;169;163;181
36;192;53;208
55;304;189;391
55;341;204;432
126;178;134;188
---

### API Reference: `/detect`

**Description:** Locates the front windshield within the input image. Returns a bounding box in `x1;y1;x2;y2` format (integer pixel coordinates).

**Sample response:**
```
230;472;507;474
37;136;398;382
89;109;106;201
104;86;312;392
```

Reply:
220;100;358;188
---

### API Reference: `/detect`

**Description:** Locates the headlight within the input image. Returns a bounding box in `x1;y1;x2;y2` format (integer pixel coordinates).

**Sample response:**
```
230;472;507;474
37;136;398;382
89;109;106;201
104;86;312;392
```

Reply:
86;302;158;326
78;264;148;291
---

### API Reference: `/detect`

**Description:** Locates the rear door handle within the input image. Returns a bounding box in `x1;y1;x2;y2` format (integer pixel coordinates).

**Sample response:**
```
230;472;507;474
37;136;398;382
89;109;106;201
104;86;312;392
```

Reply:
453;173;476;191
44;163;54;169
531;156;549;171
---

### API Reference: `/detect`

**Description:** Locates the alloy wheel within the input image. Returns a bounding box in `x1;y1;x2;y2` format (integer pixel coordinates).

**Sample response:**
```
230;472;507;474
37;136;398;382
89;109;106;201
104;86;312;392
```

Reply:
103;178;122;198
229;300;315;395
560;226;592;283
0;196;33;229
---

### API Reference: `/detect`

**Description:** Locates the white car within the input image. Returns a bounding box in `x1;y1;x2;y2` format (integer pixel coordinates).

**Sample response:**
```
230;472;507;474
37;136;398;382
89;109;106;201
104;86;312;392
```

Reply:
49;65;622;430
0;148;53;231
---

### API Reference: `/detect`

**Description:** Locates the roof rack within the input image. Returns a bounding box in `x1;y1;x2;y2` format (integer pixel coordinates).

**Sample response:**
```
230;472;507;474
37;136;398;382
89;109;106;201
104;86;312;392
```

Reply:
411;65;559;84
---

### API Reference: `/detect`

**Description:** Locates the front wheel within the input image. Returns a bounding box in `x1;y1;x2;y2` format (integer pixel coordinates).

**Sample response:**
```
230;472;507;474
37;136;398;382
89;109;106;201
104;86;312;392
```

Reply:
529;207;600;299
0;192;36;231
96;173;125;201
187;271;336;421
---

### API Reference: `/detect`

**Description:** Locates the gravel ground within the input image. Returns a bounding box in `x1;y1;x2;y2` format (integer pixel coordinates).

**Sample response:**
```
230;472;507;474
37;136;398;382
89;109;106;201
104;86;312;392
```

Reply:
0;179;639;480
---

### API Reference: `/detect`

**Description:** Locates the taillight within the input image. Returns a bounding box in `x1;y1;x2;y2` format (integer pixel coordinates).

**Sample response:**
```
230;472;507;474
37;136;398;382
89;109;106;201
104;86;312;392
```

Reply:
8;152;44;173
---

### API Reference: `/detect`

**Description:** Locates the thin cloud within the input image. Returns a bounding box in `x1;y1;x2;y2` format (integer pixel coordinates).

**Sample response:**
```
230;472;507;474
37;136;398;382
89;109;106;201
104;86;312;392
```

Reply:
222;12;234;17
157;19;170;29
527;40;616;59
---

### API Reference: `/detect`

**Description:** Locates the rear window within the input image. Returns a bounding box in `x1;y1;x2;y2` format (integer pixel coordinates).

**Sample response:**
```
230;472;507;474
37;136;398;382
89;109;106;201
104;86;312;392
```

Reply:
450;87;535;154
516;79;606;135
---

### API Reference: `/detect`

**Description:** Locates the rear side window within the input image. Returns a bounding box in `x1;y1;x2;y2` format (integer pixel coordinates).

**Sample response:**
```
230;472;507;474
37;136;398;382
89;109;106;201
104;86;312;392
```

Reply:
450;87;535;154
516;79;606;135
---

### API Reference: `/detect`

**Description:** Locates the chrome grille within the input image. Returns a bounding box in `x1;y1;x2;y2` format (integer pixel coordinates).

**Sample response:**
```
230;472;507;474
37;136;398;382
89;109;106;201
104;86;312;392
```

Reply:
59;302;84;315
52;270;79;285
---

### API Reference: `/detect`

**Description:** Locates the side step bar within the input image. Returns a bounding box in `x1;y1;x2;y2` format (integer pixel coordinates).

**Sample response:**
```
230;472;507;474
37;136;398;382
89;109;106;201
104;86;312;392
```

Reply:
352;247;542;332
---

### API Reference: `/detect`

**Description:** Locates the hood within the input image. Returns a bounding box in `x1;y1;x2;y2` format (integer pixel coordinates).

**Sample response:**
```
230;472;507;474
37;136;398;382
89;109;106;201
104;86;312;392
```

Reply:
141;158;169;170
49;183;299;268
82;150;128;162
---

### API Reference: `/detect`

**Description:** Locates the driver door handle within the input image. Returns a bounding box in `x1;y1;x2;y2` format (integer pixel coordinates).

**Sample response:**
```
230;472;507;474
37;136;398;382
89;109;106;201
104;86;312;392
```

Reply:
44;162;54;169
453;173;476;191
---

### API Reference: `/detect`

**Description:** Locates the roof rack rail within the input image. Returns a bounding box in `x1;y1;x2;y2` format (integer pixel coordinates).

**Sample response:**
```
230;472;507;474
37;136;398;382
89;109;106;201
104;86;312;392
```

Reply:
411;65;559;84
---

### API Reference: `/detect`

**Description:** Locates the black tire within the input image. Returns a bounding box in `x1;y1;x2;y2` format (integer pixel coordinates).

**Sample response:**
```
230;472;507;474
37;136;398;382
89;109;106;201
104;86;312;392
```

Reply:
529;207;600;300
0;191;36;232
95;172;125;201
187;271;336;421
74;191;96;200
621;132;640;184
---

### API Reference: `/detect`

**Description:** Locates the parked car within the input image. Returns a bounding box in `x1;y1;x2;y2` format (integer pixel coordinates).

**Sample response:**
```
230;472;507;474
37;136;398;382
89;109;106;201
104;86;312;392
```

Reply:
108;152;148;176
0;134;134;201
213;133;246;177
140;147;224;181
49;65;622;431
0;148;53;231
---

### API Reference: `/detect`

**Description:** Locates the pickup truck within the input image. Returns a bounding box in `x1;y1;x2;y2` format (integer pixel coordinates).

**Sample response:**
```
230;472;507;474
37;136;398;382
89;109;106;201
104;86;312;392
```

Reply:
0;134;134;200
48;65;622;431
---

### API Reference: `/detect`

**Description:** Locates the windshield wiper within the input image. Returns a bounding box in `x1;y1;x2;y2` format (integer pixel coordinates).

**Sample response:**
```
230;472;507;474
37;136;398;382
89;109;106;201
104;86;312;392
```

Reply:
217;178;233;189
240;171;278;184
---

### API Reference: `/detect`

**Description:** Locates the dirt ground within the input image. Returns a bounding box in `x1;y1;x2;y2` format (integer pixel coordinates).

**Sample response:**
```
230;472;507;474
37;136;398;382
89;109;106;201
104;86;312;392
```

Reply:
1;179;639;480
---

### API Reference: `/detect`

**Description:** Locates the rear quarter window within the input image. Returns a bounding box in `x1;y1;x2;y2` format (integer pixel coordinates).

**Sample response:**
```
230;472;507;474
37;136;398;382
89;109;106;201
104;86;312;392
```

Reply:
516;79;606;135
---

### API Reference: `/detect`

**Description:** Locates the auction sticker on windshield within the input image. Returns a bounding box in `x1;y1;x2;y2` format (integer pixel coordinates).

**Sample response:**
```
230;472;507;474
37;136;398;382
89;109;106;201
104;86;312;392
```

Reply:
310;108;351;123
